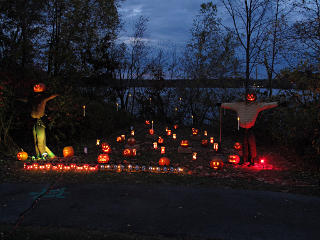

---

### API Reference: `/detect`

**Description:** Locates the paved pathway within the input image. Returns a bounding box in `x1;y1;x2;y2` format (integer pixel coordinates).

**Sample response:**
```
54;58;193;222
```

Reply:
1;183;320;240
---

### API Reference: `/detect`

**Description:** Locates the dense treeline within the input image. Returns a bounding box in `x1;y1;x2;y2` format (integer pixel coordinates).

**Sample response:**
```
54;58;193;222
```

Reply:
0;0;320;164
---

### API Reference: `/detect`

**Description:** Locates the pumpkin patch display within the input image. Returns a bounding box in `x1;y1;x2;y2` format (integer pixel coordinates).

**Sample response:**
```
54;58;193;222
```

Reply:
33;83;46;93
127;137;136;146
17;151;28;161
159;157;170;166
97;154;110;163
101;142;111;153
228;154;240;164
63;146;74;157
180;140;189;148
210;157;224;170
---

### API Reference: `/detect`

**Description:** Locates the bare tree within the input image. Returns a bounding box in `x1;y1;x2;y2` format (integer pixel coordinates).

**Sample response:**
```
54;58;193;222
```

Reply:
220;0;271;94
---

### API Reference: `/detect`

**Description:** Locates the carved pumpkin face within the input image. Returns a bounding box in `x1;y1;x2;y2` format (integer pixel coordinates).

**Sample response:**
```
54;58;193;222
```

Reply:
234;142;242;150
158;136;164;144
159;157;170;166
127;137;136;146
145;120;150;125
63;146;74;157
201;139;209;147
210;158;223;170
246;92;257;102
192;128;199;136
228;154;240;164
149;129;154;135
97;154;110;163
33;83;46;93
101;142;111;153
17;151;28;161
123;149;132;157
180;140;189;147
116;136;122;142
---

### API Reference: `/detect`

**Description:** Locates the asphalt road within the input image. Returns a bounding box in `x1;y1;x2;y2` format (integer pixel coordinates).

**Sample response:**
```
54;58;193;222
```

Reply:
1;183;320;240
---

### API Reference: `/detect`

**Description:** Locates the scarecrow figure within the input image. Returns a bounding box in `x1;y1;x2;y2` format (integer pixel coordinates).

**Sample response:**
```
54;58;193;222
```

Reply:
30;83;58;159
220;91;277;166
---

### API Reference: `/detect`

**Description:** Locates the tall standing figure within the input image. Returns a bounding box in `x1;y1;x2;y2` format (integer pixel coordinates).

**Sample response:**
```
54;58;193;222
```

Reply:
31;83;58;159
221;91;277;166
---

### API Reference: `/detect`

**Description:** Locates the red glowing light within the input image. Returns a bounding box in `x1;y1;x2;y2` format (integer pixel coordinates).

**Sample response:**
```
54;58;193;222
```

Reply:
260;158;265;164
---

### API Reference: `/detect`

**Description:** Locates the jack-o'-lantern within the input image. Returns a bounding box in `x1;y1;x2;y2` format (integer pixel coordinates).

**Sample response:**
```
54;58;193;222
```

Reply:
33;83;46;93
201;139;209;147
127;137;136;146
174;124;179;129
17;151;28;161
97;154;110;163
101;142;111;153
228;154;240;164
158;136;164;144
192;128;199;136
116;136;122;142
213;142;219;151
180;140;189;147
210;157;224;170
246;92;257;102
159;157;170;166
63;146;74;157
123;149;131;157
145;120;150;125
234;142;242;150
149;129;154;135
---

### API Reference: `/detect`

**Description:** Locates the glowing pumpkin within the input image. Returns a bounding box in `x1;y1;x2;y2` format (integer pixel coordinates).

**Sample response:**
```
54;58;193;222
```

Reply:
145;120;150;125
180;140;189;147
210;157;224;170
127;137;136;146
63;146;74;157
97;154;110;163
201;139;209;147
158;136;164;144
116;136;122;142
192;128;199;136
101;142;111;153
149;129;154;135
33;83;46;93
246;92;257;102
159;157;170;166
173;124;179;129
17;151;28;161
234;142;242;150
228;154;240;164
123;149;132;157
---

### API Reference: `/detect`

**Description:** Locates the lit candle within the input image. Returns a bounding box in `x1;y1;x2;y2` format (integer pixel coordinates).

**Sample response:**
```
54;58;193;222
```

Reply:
167;130;172;136
237;116;240;130
131;130;135;136
96;139;100;145
210;137;214;144
213;143;219;151
172;133;176;139
191;115;193;125
165;127;168;132
151;120;154;130
204;130;207;136
161;146;165;154
116;103;119;111
83;105;86;117
192;152;197;160
175;107;178;111
121;135;125;141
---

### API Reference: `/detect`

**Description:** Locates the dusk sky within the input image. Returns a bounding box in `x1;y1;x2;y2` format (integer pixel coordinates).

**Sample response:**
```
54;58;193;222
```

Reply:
118;0;210;49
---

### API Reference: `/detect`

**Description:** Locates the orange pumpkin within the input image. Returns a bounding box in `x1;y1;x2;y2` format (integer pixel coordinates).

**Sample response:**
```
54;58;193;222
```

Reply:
234;142;242;150
173;124;179;129
192;128;199;136
63;146;74;157
116;136;122;142
17;151;28;161
149;129;154;135
210;157;224;170
201;139;209;147
33;83;46;92
213;142;219;151
145;120;150;125
180;140;189;147
97;154;110;163
228;154;240;164
246;92;257;102
158;136;164;144
127;137;136;146
159;157;170;166
101;142;111;153
123;149;132;157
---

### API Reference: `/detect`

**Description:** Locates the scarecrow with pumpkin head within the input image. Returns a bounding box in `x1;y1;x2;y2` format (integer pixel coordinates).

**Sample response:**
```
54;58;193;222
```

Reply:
220;90;277;166
30;83;59;159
